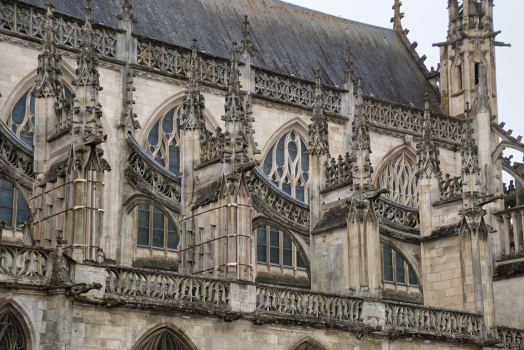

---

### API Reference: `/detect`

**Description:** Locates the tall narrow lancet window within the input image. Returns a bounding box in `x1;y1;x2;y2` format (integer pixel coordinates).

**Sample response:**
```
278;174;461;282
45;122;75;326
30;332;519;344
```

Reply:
0;180;30;230
147;106;182;176
375;153;418;208
262;130;309;203
0;310;28;350
134;327;192;350
6;85;72;147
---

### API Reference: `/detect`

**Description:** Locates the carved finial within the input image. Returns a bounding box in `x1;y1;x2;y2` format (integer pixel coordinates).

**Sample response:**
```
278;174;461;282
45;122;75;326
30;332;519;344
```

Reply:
461;102;480;174
118;0;137;23
344;46;356;86
74;0;101;89
391;0;404;32
85;0;93;22
308;69;329;156
33;0;63;98
240;15;254;57
352;78;370;153
181;39;206;132
416;93;441;179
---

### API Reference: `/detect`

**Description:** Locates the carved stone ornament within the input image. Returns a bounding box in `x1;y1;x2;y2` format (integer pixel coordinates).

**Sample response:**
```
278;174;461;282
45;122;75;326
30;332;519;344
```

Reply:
118;0;137;23
226;172;241;195
416;93;441;179
119;69;141;130
307;70;329;156
344;46;356;86
461;103;480;174
181;40;206;132
240;15;254;57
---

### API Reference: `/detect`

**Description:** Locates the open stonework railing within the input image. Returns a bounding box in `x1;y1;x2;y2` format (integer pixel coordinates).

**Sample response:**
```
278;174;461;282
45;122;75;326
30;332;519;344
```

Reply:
439;174;463;201
498;326;524;349
385;302;482;337
376;196;420;229
256;285;363;322
125;133;181;211
0;120;34;182
0;244;53;282
0;0;117;58
136;36;229;87
494;205;524;257
105;267;229;305
248;167;310;230
323;153;353;192
253;68;343;114
362;96;464;144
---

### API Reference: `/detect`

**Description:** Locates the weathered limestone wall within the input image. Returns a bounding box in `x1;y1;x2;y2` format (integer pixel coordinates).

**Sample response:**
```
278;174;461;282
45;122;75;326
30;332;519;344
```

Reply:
494;276;524;328
421;236;464;310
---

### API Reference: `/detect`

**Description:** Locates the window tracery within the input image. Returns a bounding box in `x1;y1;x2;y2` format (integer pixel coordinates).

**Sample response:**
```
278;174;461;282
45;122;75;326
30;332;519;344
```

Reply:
6;85;72;147
146;106;182;176
262;130;309;203
382;244;418;286
135;327;191;350
375;153;418;208
0;180;30;230
0;310;27;350
256;225;306;270
136;204;178;251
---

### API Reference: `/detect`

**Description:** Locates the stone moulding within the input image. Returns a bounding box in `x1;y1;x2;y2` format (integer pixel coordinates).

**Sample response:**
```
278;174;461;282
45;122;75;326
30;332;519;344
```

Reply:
0;119;34;186
248;167;310;234
134;34;231;89
0;0;119;59
363;95;464;145
253;67;345;115
497;326;524;349
124;132;181;212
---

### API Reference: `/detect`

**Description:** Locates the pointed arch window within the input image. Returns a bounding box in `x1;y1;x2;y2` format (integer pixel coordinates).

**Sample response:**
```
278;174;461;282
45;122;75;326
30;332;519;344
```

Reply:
136;204;178;251
262;130;309;203
375;153;418;208
0;180;30;230
134;327;192;350
0;310;28;350
382;244;418;286
255;225;306;270
146;106;182;176
293;342;324;350
6;85;72;147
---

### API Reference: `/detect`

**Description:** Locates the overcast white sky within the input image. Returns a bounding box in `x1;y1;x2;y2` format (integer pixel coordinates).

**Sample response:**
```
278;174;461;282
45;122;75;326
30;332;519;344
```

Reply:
284;0;523;180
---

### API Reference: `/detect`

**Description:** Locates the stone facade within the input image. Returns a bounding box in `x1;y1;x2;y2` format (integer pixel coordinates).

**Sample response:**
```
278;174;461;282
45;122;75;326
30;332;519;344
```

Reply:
0;0;523;349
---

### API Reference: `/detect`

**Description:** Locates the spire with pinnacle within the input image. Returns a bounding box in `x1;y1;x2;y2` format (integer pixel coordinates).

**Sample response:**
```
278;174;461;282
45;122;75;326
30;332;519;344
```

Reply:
181;39;206;132
461;103;480;175
33;0;63;98
307;70;329;156
391;0;404;32
239;15;254;57
118;0;137;23
416;94;441;179
343;46;356;86
74;0;102;90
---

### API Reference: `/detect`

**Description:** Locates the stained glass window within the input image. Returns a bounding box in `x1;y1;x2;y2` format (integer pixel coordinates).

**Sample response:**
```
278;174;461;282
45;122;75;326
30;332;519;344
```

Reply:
146;106;182;176
255;225;307;270
0;180;29;230
262;130;309;203
0;310;27;350
7;85;72;147
136;204;178;251
382;244;418;286
376;153;418;208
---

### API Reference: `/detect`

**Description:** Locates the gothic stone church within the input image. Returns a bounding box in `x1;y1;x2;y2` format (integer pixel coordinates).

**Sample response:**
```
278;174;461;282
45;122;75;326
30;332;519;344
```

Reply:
0;0;523;348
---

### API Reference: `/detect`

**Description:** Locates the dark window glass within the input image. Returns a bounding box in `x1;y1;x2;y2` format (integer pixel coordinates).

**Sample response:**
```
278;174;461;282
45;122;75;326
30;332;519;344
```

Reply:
297;252;306;269
270;228;279;265
396;254;406;284
148;121;160;146
137;227;149;246
283;234;292;267
383;245;394;282
257;226;267;263
475;62;480;86
152;229;164;248
15;193;29;228
409;267;418;286
11;92;27;125
288;142;298;161
263;146;273;175
0;180;15;228
276;136;285;166
167;222;178;250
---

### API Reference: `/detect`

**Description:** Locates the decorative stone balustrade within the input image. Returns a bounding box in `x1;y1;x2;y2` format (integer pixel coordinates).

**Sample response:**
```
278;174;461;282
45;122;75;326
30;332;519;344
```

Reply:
497;326;524;349
256;285;363;322
494;205;524;257
0;120;34;183
0;244;52;281
105;267;230;305
253;68;343;114
248;167;310;231
125;133;181;211
385;302;482;337
0;0;117;58
323;153;353;192
439;173;463;201
376;196;420;229
136;36;229;87
363;96;464;144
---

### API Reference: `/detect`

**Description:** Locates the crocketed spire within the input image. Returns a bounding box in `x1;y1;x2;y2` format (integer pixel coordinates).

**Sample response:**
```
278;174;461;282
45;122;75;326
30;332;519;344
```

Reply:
181;39;206;132
416;93;441;178
308;69;329;156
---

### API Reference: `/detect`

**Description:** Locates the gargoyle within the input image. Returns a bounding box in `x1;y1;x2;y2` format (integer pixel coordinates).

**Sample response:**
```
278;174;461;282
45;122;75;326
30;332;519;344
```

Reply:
66;282;102;296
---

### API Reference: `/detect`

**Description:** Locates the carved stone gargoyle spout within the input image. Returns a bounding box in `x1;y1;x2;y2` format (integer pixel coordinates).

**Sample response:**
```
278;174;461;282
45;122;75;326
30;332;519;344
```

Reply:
66;282;102;297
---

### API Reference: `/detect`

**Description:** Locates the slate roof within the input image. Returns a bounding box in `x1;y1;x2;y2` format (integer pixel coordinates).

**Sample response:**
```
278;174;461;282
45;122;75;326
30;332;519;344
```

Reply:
22;0;439;108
